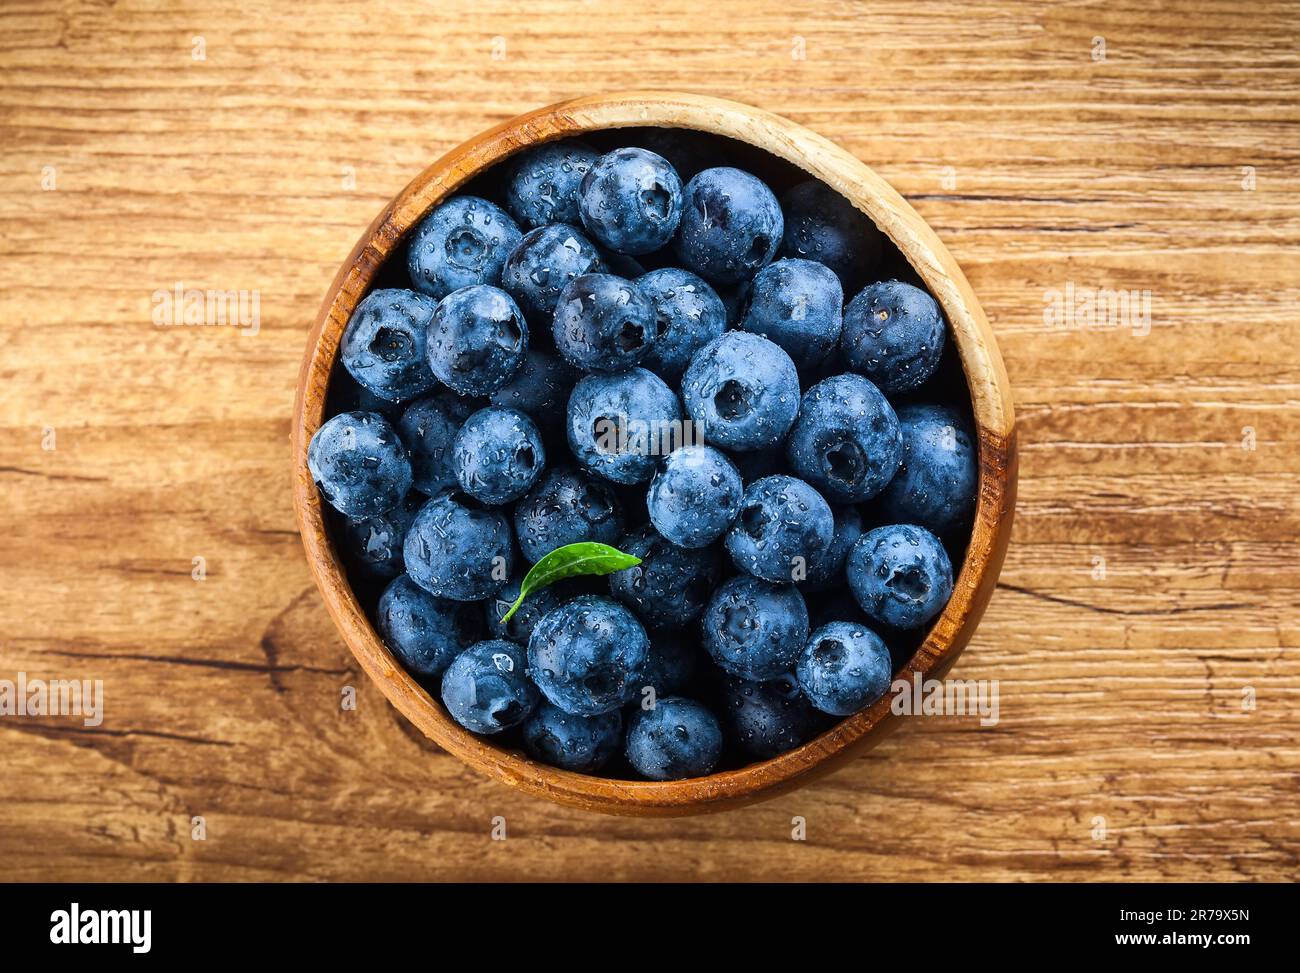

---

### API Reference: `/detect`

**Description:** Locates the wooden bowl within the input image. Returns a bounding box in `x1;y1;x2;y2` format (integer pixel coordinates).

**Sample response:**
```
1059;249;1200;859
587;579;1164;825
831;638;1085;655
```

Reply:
292;91;1017;816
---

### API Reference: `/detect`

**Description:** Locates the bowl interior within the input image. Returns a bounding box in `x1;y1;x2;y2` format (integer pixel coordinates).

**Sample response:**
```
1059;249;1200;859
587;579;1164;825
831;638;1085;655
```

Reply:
293;92;1016;815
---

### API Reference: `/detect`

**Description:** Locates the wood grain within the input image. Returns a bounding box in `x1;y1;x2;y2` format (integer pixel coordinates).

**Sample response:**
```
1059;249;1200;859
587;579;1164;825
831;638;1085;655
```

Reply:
1;0;1297;877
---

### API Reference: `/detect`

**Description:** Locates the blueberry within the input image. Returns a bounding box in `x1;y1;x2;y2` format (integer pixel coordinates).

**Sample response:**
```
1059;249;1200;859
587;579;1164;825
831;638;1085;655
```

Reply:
846;524;953;630
779;180;884;291
875;403;978;536
681;331;799;451
407;196;522;299
527;594;650;716
397;390;479;495
377;574;485;680
796;620;892;716
567;368;682;485
489;349;575;425
522;701;623;773
339;288;439;403
426;285;528;395
726;475;834;584
485;573;564;644
701;574;809;681
639;637;699;698
308;411;412;518
841;280;945;395
500;223;604;320
451;406;545;504
608;525;722;629
739;258;843;368
337;492;422;580
636;268;727;382
579;147;683;255
504;141;599;228
513;466;625;563
801;504;865;592
720;673;825;760
675;167;783;285
403;492;513;601
625;697;722;780
785;373;902;503
441;640;539;734
552;273;657;373
646;445;743;548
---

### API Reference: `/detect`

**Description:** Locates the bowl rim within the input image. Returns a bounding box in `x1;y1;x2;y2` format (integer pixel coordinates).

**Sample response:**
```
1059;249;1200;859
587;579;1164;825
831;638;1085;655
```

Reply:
292;90;1017;816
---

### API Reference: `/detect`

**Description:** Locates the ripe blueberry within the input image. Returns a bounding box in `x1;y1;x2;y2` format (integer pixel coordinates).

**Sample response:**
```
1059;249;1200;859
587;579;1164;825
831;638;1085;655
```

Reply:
846;523;953;630
426;285;528;395
552;273;657;373
441;640;539;734
725;474;834;584
451;406;545;504
607;525;722;629
702;574;809;681
308;410;412;518
785;373;902;503
339;288;438;403
407;195;522;299
500;222;604;320
646;445;743;549
403;492;513;601
740;258;843;368
567;367;681;485
625;697;723;780
796;620;892;716
579;147;683;255
527;594;651;716
512;466;625;563
505;141;599;229
636;267;727;382
675;167;783;285
681;331;800;451
377;574;486;680
841;279;945;395
522;701;623;773
876;403;978;536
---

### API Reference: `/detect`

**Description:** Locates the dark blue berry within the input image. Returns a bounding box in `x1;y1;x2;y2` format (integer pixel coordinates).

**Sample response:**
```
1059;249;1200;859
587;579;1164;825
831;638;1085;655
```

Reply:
309;411;412;518
552;273;656;373
675;167;783;285
841;280;945;395
403;492;513;601
527;594;650;716
702;575;809;681
426;285;528;395
785;373;902;503
579;148;683;255
725;475;834;584
408;196;522;299
739;258;843;368
441;640;538;734
339;288;438;403
451;406;545;504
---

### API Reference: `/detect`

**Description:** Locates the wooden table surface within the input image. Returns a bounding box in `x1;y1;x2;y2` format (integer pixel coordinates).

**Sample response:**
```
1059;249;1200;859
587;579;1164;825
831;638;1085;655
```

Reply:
2;0;1296;882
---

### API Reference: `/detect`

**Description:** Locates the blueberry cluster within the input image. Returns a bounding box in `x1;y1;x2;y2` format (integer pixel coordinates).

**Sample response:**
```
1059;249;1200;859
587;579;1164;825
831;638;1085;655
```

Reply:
310;133;978;781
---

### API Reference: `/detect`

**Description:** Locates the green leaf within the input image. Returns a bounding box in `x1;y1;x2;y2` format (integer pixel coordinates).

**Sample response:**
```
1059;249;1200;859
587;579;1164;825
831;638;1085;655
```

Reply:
499;542;642;626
